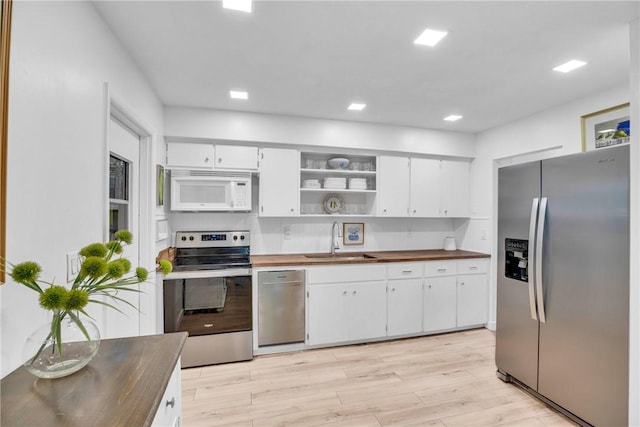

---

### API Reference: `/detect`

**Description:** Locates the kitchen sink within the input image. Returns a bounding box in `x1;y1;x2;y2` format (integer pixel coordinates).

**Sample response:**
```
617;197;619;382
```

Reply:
303;253;377;261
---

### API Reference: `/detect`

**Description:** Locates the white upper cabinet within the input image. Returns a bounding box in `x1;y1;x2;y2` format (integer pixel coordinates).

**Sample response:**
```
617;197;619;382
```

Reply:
377;155;410;216
259;147;299;216
440;159;469;217
166;142;214;169
214;145;259;171
166;142;258;171
378;156;470;218
409;158;441;217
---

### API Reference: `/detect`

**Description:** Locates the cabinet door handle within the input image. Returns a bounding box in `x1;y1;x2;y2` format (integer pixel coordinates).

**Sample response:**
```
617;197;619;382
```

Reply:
428;284;432;288
391;287;396;292
218;157;222;163
460;282;465;286
437;267;447;272
352;290;357;295
343;291;347;295
166;397;175;408
402;270;413;274
204;157;210;163
469;266;478;270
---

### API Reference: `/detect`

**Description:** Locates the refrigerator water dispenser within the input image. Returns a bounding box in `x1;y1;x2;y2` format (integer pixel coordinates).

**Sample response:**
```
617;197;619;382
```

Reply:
505;238;528;282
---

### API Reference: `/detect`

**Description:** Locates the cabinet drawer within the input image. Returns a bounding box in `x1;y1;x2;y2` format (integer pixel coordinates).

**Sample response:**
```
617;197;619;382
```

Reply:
387;262;423;279
307;264;386;284
423;260;457;277
457;259;488;275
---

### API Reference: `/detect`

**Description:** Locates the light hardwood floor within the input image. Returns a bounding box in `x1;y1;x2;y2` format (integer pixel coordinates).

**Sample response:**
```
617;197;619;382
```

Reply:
181;329;576;426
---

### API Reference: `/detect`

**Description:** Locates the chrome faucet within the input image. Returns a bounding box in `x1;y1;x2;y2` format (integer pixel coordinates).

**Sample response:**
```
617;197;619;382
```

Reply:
331;221;342;254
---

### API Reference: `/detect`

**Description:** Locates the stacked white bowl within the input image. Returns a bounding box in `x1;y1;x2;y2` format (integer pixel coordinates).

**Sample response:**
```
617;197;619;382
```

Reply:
348;178;367;190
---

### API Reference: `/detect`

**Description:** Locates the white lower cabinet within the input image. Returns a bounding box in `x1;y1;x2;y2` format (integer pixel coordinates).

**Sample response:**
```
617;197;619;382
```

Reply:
387;262;423;336
387;278;423;336
423;275;457;332
152;358;182;427
305;258;488;348
307;264;387;346
307;281;386;346
456;259;489;327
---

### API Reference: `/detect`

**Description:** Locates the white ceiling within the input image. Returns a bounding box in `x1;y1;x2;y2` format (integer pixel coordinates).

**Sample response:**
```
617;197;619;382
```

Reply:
93;1;639;134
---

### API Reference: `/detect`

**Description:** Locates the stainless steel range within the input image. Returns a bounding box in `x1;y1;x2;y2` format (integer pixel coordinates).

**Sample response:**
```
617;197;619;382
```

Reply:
163;230;252;368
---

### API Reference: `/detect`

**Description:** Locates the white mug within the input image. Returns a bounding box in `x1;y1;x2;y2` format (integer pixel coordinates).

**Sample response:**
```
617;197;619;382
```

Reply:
443;237;457;251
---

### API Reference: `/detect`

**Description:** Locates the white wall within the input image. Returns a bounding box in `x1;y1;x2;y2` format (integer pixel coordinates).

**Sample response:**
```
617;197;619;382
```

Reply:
168;211;458;255
165;106;476;158
0;2;165;377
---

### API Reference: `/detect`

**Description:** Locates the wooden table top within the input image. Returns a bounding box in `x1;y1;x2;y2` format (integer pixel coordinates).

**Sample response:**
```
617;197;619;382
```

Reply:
1;332;187;427
251;249;490;268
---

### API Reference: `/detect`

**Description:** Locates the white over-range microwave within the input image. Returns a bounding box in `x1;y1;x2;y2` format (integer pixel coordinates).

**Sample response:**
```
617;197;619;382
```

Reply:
170;170;252;211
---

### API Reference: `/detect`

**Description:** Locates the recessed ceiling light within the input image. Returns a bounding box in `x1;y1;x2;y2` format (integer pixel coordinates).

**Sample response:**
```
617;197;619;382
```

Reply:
348;103;366;111
230;90;248;100
222;0;252;13
414;28;448;47
553;60;586;73
444;115;463;122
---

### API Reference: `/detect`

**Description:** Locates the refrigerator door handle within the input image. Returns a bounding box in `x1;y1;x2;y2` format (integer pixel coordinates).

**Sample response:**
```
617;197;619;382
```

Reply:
528;198;539;320
535;197;548;323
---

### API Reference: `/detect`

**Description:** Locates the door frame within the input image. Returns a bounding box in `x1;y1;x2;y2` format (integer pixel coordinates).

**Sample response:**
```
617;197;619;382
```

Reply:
103;83;157;334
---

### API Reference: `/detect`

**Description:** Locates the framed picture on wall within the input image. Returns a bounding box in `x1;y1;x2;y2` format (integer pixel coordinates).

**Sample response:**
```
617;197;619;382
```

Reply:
581;102;630;152
343;223;364;245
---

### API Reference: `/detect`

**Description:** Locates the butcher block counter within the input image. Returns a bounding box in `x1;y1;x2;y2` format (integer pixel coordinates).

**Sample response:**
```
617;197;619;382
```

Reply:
251;249;490;268
1;332;187;427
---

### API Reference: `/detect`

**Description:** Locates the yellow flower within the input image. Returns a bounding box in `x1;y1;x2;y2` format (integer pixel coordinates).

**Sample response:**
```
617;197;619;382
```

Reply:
10;261;41;284
39;285;68;310
80;257;107;279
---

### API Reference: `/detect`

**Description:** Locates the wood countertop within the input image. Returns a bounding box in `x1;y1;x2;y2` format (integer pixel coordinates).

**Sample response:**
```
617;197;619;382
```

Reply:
251;249;490;268
0;332;187;427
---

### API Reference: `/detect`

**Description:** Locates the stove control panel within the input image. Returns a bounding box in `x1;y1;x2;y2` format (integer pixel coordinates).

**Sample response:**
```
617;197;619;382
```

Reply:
175;230;250;248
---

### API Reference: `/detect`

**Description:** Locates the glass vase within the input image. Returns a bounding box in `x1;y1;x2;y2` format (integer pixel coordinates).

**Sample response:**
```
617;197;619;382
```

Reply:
22;314;101;379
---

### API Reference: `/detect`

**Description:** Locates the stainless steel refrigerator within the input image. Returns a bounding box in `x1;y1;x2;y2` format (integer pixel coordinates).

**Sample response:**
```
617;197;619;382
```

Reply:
496;144;629;427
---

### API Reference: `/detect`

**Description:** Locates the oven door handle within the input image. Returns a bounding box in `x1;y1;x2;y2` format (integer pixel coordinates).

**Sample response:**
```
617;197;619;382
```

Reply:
164;268;252;280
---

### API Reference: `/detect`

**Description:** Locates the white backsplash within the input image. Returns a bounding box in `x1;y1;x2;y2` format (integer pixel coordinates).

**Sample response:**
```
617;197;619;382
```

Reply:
167;212;486;255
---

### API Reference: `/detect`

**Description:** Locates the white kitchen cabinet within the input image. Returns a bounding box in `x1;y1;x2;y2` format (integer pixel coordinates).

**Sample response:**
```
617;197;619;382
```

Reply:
440;159;470;217
387;262;423;336
409;158;441;217
378;155;410;216
456;259;488;327
348;282;388;341
152;358;182;427
387;278;423;336
214;144;259;170
307;283;349;345
378;156;469;218
307;264;387;346
307;281;387;346
166;142;214;169
423;275;457;332
259;147;300;216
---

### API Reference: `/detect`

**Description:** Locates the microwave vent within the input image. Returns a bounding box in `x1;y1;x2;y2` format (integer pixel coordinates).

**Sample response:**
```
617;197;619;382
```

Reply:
170;170;252;179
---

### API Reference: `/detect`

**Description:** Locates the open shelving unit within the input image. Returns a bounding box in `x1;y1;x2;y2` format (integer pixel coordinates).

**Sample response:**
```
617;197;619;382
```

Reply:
299;152;377;216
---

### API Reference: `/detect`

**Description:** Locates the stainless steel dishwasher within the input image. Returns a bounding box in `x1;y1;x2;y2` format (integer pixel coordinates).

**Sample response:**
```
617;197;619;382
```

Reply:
258;270;305;346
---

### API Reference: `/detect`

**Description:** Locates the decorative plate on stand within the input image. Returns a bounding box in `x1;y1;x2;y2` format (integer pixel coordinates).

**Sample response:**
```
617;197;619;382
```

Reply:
323;194;344;214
